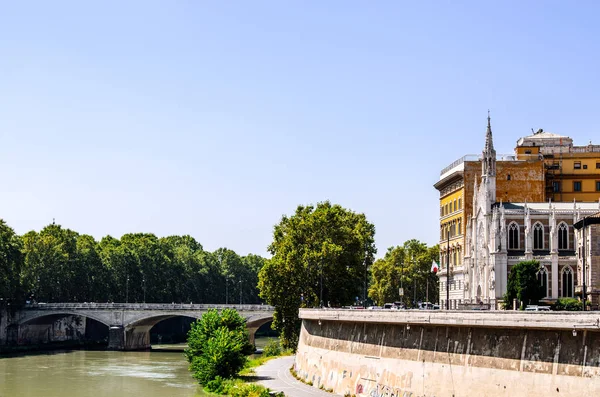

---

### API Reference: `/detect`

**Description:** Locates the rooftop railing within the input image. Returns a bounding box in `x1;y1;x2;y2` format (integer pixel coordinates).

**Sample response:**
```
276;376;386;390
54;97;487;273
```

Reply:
440;154;518;176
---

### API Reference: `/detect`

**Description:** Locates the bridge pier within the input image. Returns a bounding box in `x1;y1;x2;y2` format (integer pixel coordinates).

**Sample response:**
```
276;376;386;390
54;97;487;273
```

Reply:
108;325;152;351
247;327;259;346
107;326;124;350
124;326;151;350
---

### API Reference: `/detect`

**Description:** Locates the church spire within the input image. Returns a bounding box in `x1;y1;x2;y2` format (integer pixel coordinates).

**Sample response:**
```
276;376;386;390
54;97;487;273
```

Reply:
482;110;496;177
484;110;494;153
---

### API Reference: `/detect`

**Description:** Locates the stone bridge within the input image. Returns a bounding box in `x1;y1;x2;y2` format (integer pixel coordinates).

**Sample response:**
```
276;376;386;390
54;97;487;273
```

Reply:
10;303;274;350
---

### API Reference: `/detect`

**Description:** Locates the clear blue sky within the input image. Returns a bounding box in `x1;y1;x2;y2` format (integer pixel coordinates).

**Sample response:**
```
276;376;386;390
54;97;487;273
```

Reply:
2;1;600;258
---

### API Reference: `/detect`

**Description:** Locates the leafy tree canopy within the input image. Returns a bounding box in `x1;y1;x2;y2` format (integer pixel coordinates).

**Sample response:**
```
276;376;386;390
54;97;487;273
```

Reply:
503;260;545;309
258;201;376;349
368;240;439;307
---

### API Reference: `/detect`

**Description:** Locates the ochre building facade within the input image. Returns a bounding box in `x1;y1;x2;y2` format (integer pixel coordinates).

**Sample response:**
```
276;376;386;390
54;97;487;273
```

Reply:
434;117;600;308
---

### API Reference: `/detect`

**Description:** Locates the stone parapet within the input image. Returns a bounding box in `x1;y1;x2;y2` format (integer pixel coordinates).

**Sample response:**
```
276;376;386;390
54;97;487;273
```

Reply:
299;308;600;331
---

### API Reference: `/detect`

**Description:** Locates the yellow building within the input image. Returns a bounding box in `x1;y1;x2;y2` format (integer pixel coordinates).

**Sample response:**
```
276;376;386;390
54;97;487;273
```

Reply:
434;118;600;308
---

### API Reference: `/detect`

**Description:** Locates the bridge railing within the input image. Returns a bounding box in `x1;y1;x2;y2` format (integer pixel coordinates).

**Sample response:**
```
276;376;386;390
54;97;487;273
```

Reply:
22;302;274;311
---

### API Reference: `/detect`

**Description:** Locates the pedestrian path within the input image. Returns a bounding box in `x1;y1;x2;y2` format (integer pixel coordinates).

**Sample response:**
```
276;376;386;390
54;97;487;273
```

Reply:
255;355;339;397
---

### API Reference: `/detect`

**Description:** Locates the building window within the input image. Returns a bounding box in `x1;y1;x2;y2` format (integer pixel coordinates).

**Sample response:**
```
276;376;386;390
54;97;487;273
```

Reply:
507;174;511;180
558;222;568;250
458;198;462;209
553;181;561;192
537;266;549;298
561;266;574;298
533;222;544;250
596;181;600;192
454;200;457;212
458;219;462;235
597;162;600;169
574;161;581;169
508;222;520;249
574;181;582;192
584;164;588;169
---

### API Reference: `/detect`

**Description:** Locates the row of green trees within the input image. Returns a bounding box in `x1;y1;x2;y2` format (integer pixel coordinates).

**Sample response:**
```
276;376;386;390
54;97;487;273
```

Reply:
368;241;439;307
0;219;265;305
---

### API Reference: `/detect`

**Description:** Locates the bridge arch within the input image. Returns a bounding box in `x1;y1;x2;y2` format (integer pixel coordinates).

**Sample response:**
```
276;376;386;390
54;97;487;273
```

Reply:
122;313;201;350
19;310;110;327
14;311;111;347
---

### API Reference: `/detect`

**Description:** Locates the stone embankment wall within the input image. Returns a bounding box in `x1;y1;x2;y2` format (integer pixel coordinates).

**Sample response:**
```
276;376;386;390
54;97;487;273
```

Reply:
294;310;600;397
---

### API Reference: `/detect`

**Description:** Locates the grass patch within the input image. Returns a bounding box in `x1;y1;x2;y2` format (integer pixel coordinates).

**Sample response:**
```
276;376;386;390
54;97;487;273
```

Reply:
205;377;283;397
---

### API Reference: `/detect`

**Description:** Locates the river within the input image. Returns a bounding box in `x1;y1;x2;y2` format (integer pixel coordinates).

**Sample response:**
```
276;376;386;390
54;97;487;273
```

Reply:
0;338;275;397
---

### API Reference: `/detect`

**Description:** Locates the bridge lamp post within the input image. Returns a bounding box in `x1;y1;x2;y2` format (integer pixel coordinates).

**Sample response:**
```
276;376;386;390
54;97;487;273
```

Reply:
126;275;130;304
143;276;146;303
320;259;324;308
239;278;242;305
225;276;229;305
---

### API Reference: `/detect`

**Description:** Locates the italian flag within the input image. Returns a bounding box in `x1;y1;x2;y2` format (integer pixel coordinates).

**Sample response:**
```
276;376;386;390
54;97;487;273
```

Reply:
431;261;439;273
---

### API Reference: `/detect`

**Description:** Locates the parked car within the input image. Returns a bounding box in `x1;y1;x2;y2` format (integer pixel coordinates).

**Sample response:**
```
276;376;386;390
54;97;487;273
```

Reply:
525;305;551;311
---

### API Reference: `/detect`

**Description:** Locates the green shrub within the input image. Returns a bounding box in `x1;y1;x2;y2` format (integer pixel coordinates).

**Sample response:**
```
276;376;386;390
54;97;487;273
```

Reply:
185;309;255;385
553;297;583;311
263;339;282;357
205;376;236;394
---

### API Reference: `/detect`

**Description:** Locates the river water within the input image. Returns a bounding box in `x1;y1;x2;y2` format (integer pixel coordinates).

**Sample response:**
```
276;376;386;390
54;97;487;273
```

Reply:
0;338;275;397
0;350;206;397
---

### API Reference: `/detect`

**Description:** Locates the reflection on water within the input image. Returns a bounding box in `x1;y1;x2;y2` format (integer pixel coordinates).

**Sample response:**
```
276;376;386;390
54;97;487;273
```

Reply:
0;350;206;397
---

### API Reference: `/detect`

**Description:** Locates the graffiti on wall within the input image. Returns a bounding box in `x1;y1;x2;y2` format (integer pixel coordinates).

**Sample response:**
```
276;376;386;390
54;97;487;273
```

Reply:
356;383;435;397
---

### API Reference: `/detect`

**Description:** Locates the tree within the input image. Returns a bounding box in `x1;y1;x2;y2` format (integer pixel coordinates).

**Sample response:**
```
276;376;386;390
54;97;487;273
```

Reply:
368;240;439;307
258;201;376;349
184;308;254;385
21;224;80;302
0;219;24;302
75;234;107;302
503;260;545;309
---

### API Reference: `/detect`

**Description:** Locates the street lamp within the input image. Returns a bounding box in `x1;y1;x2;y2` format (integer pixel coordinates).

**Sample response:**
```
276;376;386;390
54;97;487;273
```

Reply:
143;276;146;303
126;275;130;303
239;278;242;305
363;247;368;307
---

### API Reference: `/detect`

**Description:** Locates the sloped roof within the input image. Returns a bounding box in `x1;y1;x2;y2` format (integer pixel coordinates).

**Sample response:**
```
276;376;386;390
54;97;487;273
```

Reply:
574;211;600;229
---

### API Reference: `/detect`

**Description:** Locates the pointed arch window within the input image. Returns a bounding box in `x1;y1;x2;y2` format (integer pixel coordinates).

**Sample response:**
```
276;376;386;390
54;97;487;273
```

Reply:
561;266;574;297
537;266;549;298
558;222;569;250
533;222;544;250
508;222;519;249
